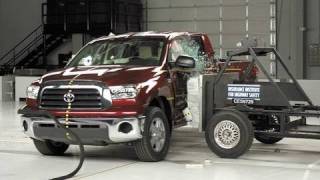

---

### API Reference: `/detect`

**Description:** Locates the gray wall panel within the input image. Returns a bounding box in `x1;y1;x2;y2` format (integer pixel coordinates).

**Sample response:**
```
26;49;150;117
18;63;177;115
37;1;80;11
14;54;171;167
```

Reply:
171;0;195;7
207;34;221;48
249;0;271;4
195;0;220;6
222;0;246;6
305;0;320;79
148;22;173;31
195;21;220;34
169;22;196;31
148;9;171;21
195;7;220;20
222;6;246;20
222;35;247;49
277;0;304;79
256;34;271;47
223;20;246;34
145;0;274;58
248;20;270;35
148;21;195;32
147;0;170;8
248;3;271;20
170;8;196;21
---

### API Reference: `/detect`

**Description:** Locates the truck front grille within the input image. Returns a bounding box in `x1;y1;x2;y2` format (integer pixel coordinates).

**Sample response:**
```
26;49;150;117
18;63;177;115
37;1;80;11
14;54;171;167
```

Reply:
40;88;103;109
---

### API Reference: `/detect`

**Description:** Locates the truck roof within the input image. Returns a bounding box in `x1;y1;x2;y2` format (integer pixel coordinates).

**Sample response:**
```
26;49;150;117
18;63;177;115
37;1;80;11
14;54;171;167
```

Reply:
90;31;204;43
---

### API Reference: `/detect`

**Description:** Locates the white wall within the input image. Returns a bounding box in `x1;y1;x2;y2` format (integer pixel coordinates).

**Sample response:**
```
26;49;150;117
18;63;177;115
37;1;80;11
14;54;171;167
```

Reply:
15;76;40;101
0;0;42;58
72;34;85;53
0;76;14;101
298;80;320;105
0;77;2;101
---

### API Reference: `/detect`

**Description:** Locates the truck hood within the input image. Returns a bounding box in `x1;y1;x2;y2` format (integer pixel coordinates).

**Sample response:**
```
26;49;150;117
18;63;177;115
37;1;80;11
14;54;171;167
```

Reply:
39;66;165;86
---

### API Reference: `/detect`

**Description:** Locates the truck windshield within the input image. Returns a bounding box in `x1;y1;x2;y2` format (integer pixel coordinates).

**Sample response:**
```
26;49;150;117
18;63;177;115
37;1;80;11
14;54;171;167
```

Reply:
67;38;165;67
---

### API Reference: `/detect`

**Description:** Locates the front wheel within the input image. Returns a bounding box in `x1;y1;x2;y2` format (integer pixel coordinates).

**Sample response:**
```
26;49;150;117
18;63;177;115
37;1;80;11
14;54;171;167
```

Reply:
205;110;253;158
33;139;69;156
134;107;170;162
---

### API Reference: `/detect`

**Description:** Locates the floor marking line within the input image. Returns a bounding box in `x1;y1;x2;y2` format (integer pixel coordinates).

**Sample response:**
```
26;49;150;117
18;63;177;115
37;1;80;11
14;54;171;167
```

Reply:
73;162;139;179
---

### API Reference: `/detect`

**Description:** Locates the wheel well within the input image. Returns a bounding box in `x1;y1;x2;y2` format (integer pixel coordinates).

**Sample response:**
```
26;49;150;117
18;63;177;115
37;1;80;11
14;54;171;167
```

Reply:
149;97;172;131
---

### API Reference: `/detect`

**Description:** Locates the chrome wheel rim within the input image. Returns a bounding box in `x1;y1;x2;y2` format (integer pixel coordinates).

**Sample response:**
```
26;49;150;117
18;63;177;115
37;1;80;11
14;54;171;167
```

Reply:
214;120;240;149
149;117;166;152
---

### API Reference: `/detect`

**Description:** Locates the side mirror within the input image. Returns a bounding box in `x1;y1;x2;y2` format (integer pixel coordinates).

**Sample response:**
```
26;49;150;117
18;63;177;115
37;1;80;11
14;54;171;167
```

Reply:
175;56;195;68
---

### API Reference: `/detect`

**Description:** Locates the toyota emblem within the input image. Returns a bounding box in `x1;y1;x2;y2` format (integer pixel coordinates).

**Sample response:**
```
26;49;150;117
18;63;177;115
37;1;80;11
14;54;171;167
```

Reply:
63;92;75;103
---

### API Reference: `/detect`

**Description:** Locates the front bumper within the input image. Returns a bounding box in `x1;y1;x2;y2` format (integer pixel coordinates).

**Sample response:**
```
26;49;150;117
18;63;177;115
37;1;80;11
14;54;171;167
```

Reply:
18;107;144;145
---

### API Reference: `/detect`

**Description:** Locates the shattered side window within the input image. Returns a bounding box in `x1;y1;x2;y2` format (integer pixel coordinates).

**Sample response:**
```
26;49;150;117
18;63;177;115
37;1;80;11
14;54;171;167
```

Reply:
169;36;206;71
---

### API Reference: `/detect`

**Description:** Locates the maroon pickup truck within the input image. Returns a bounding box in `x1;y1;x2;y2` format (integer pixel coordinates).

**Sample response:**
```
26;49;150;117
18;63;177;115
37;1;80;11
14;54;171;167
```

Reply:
18;32;255;161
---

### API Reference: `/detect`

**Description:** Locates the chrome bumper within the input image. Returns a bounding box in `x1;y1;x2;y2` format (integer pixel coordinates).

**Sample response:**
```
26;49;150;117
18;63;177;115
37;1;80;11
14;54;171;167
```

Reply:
21;116;144;145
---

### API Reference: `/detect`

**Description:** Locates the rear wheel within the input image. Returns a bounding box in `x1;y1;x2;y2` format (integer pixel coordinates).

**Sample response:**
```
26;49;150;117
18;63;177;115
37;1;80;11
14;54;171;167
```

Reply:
33;139;69;156
255;134;283;144
134;107;170;162
254;114;284;144
205;110;253;158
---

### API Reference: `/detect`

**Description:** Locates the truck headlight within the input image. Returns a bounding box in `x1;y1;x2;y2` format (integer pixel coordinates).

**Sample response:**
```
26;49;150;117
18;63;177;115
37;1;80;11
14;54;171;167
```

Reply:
26;85;40;99
109;85;138;99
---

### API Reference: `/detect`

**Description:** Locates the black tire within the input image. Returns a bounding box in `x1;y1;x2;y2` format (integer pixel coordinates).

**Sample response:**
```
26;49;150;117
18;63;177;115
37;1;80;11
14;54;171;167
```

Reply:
254;114;284;144
205;110;253;158
255;134;283;144
33;139;69;156
134;106;171;162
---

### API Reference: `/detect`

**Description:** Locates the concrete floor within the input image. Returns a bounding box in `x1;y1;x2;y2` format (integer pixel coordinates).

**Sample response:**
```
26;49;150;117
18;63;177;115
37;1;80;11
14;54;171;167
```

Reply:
1;102;320;180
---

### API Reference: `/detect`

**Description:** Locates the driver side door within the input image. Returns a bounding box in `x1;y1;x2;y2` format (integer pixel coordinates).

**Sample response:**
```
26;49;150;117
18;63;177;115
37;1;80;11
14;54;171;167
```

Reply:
168;35;205;127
